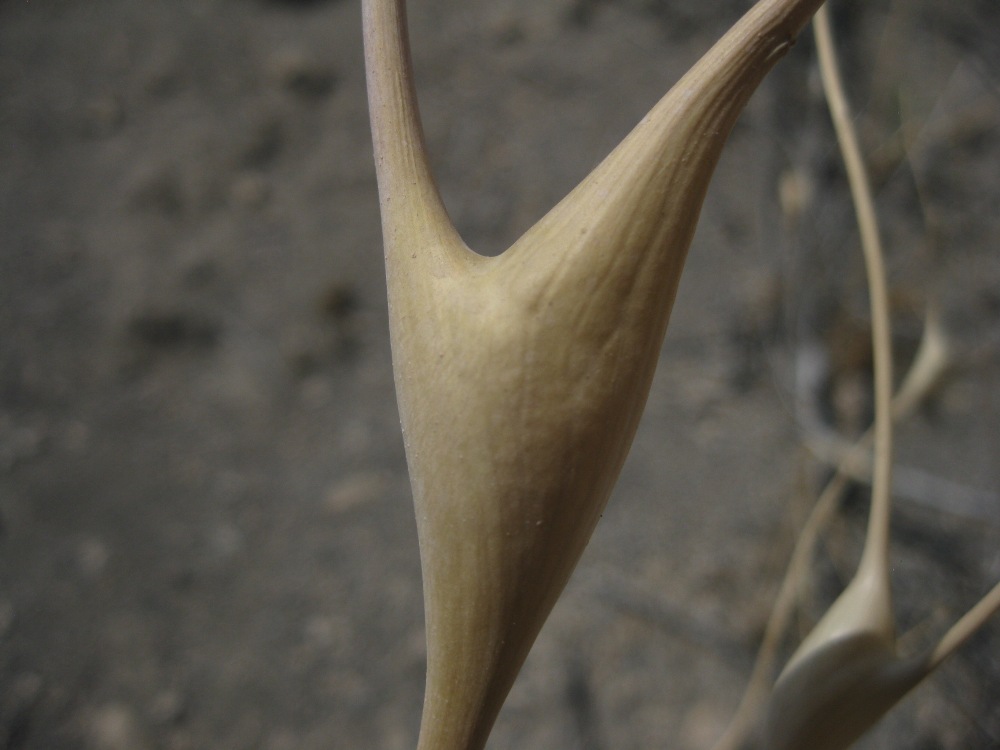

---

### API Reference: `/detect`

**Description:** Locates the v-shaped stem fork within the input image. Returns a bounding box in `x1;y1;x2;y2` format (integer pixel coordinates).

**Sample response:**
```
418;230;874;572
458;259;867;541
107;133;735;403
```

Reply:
363;1;826;748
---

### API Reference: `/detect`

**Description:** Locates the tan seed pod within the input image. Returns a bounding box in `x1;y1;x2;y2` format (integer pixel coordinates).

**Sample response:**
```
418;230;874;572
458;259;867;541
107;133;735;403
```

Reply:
363;0;826;748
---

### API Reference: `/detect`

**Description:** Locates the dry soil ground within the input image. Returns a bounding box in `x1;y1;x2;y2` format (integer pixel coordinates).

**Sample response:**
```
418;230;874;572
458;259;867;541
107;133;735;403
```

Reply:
1;0;999;748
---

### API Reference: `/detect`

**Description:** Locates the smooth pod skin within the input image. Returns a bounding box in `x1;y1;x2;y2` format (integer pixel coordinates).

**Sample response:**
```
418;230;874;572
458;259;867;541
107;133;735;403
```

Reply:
363;0;826;748
765;633;929;750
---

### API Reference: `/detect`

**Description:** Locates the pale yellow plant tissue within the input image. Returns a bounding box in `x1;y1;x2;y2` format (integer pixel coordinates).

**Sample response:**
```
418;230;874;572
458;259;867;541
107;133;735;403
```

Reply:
364;0;825;748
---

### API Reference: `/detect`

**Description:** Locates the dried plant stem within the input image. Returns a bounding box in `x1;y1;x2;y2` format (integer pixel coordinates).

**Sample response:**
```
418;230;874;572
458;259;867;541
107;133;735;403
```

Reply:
926;580;1000;671
365;0;828;746
711;470;847;750
714;306;946;750
736;13;999;750
716;9;900;747
814;4;895;586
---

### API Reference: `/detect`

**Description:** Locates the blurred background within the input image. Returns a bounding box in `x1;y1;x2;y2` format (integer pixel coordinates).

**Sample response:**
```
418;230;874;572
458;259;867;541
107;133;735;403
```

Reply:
1;0;998;748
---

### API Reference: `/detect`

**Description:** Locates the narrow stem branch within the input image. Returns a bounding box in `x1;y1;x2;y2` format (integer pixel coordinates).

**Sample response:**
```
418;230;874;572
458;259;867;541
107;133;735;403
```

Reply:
362;0;461;254
814;4;895;582
711;469;848;750
926;581;1000;672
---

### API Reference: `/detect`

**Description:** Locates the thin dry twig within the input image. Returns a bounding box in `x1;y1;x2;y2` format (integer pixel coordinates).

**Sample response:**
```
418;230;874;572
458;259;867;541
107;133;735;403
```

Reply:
926;580;1000;672
716;6;899;746
719;9;1000;748
814;3;896;589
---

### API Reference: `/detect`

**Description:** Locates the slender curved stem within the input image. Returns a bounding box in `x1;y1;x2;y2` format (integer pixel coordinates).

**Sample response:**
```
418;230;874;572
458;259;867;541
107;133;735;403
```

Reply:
926;581;1000;672
815;2;895;600
363;0;465;258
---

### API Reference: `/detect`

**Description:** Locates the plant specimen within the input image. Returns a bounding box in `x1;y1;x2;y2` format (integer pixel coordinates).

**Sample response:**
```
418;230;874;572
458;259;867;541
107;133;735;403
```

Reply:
362;0;1000;747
